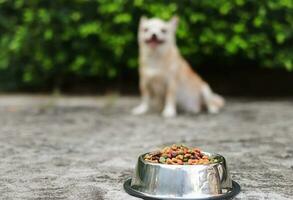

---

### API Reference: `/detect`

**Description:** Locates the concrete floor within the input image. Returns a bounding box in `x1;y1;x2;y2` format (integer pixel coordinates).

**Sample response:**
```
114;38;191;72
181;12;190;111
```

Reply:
0;95;292;200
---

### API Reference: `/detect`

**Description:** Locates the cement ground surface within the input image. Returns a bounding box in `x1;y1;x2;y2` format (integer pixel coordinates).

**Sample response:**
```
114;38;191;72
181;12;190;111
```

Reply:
0;95;292;200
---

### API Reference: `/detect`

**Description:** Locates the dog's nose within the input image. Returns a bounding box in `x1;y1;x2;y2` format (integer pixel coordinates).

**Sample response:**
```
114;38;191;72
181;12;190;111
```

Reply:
151;33;157;40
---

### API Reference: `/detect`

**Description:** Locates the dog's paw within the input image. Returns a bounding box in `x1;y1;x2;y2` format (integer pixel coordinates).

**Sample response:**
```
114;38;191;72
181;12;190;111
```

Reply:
132;104;149;115
207;105;220;114
162;107;177;118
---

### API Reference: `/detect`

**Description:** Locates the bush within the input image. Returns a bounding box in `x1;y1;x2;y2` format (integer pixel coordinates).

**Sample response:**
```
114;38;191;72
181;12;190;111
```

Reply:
0;0;292;91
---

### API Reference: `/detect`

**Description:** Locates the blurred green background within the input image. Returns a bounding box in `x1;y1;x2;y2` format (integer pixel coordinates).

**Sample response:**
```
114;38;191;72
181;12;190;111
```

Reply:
0;0;292;93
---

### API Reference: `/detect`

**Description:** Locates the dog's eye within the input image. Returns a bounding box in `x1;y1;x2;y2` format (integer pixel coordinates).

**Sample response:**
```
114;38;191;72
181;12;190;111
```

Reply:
161;28;167;33
143;28;148;32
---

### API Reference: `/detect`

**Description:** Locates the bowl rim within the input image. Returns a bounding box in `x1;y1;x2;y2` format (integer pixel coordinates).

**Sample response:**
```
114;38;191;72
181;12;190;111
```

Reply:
124;178;241;200
140;151;225;167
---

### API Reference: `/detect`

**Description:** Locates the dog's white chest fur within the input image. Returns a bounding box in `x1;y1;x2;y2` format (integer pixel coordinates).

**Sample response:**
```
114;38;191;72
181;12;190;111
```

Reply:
143;58;165;77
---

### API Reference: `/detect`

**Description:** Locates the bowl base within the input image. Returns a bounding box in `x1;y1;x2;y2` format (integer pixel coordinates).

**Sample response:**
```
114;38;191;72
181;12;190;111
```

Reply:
123;178;240;200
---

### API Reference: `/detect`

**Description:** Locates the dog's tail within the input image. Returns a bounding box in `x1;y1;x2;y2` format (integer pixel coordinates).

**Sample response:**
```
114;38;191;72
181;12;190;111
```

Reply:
201;84;225;114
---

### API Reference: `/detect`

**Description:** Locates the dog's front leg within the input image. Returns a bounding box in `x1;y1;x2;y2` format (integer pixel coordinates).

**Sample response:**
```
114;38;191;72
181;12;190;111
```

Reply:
162;80;177;118
132;78;150;115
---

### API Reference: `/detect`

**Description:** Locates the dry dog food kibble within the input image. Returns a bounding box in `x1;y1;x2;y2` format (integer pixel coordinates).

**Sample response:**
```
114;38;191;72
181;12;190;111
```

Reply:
144;144;217;165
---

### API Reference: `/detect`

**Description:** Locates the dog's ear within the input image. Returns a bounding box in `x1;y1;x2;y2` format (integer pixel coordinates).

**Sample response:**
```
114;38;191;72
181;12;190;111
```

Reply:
139;16;147;26
169;16;179;31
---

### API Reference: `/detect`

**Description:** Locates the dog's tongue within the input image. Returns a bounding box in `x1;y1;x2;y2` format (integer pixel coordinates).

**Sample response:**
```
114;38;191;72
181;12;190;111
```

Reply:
149;40;159;48
148;38;160;48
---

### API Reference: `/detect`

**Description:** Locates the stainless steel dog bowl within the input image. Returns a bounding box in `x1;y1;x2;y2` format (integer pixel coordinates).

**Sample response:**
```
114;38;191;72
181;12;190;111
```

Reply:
124;152;240;200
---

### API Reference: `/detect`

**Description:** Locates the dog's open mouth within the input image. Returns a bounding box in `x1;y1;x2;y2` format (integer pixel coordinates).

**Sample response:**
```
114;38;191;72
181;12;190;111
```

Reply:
145;37;164;47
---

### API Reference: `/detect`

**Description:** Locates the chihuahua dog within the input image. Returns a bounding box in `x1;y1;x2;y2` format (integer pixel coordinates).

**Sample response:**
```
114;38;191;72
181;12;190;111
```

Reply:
132;16;224;117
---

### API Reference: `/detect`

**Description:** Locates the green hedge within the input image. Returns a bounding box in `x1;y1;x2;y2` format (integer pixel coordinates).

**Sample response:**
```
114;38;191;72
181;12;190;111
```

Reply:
0;0;292;91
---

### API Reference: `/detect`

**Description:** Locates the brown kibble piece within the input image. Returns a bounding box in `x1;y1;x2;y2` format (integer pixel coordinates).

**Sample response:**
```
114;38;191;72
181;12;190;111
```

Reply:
177;160;183;165
171;144;177;150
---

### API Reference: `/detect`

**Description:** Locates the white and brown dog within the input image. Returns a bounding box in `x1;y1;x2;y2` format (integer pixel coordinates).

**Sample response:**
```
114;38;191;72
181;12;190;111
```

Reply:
132;16;224;117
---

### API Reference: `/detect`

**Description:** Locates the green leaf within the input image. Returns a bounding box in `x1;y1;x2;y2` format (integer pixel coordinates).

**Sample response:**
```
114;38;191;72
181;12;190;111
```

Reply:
233;24;245;33
79;22;101;37
71;12;81;21
23;9;34;23
235;0;245;6
113;13;132;24
23;71;33;82
71;56;86;71
44;29;53;40
276;33;286;44
219;2;232;15
284;59;293;71
108;68;117;78
253;17;263;27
